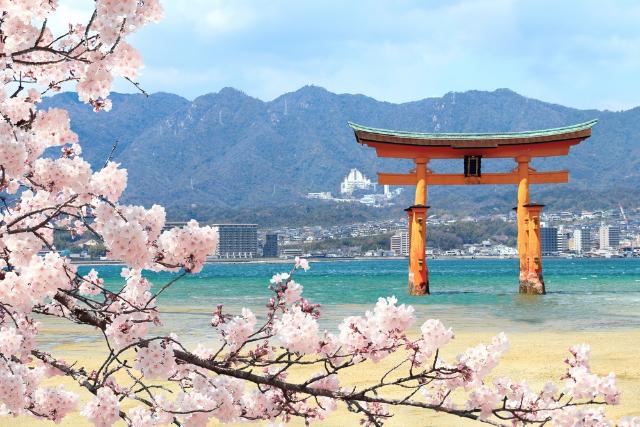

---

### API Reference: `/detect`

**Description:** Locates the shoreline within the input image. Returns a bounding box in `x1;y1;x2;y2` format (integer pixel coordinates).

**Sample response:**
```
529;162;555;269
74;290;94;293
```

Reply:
69;255;637;266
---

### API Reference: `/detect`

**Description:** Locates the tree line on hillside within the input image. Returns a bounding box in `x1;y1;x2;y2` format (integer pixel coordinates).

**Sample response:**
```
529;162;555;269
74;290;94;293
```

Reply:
299;220;517;253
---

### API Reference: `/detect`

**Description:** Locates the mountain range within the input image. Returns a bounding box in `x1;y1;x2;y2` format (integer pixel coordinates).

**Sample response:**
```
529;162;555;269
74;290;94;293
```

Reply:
41;87;640;224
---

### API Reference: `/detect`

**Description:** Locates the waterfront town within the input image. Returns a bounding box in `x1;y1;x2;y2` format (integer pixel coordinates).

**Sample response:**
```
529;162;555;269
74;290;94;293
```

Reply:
264;206;640;259
55;163;640;262
65;205;640;262
63;164;640;261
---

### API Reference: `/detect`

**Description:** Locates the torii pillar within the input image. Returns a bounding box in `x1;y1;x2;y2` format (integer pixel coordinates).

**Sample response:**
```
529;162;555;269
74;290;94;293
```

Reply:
515;156;545;294
522;203;545;294
406;158;429;295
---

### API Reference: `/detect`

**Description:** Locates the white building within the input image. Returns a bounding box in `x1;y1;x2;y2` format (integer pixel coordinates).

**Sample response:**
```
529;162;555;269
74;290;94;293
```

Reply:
572;229;583;254
390;231;409;256
599;224;620;250
557;226;567;252
281;247;303;258
340;168;373;196
572;228;591;254
307;192;333;200
360;194;390;206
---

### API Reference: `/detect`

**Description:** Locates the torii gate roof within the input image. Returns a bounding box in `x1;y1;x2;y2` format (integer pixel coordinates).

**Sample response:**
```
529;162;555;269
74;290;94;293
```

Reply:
348;119;596;158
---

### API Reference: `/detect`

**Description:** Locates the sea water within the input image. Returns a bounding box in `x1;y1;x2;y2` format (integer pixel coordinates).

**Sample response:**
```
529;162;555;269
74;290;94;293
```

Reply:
77;258;640;335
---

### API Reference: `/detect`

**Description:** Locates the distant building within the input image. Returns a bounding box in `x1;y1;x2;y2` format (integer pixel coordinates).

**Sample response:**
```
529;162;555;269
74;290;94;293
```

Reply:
263;234;279;258
390;231;409;256
609;225;621;249
213;224;258;258
340;168;373;196
572;229;582;253
599;224;620;250
541;227;558;255
281;247;303;258
580;211;595;220
557;226;569;253
359;193;390;206
598;225;608;249
307;192;333;200
572;228;591;254
590;229;600;249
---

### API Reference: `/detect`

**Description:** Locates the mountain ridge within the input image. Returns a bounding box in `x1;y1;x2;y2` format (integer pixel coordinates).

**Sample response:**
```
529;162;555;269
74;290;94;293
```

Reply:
40;87;640;223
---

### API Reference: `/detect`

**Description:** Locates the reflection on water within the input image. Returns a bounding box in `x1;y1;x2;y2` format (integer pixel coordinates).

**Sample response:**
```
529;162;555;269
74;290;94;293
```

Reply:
39;259;640;347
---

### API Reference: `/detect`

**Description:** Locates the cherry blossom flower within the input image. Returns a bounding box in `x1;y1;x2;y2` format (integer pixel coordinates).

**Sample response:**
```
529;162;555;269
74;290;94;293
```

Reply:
294;256;310;271
81;387;120;427
134;340;177;380
218;308;257;352
33;386;78;423
273;305;319;354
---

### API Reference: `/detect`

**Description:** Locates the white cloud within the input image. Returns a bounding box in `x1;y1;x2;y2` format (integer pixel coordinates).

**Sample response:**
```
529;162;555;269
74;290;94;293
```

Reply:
161;0;258;37
87;0;640;110
201;7;256;34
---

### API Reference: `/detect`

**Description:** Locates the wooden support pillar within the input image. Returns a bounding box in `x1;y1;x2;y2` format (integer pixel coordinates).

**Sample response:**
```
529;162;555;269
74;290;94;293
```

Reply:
414;158;428;205
406;204;429;295
407;158;429;295
521;204;546;294
515;156;530;289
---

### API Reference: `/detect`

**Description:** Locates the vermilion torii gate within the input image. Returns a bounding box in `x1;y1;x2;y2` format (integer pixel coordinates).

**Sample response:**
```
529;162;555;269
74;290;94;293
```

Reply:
349;120;597;296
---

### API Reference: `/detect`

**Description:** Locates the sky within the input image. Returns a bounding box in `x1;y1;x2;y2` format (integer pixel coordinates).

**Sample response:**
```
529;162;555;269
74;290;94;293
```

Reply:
57;0;640;111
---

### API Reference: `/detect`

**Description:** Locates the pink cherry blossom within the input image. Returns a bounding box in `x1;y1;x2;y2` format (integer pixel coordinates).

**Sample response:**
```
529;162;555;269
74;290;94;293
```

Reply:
0;361;30;413
33;386;78;423
0;327;23;357
80;268;103;295
105;314;149;349
0;140;28;178
294;256;310;271
217;308;257;352
467;385;500;419
273;305;319;354
90;161;127;202
135;340;177;380
270;272;290;284
283;280;303;304
81;387;120;427
413;319;454;365
157;220;218;272
337;296;414;362
456;332;509;390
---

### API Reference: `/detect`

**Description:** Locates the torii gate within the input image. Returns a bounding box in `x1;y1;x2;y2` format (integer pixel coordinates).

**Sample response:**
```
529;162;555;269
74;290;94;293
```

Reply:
349;120;596;296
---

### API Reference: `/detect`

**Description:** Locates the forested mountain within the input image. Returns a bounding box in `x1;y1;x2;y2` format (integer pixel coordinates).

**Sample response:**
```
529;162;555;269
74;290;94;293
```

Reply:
42;87;640;223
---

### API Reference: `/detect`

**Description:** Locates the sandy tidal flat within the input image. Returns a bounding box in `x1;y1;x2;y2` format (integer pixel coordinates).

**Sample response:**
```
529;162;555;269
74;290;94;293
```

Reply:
8;330;640;427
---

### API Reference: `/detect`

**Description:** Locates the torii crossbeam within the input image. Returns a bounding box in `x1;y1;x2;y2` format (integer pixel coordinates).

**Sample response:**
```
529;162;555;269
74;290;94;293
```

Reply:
349;120;597;296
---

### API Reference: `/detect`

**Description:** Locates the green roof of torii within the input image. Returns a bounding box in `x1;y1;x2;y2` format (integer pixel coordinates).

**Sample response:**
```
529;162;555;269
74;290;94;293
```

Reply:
348;120;598;145
347;119;598;139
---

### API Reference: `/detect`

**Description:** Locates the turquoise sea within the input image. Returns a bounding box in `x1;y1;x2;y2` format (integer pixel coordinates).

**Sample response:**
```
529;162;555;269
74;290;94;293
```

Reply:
73;258;640;339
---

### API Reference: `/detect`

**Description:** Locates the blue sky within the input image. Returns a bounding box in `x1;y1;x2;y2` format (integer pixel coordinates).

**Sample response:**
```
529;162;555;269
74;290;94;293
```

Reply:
59;0;640;110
